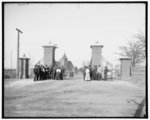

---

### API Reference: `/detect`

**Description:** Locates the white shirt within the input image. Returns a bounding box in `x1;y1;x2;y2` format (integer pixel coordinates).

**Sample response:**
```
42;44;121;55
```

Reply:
86;68;90;73
56;69;61;73
97;67;102;73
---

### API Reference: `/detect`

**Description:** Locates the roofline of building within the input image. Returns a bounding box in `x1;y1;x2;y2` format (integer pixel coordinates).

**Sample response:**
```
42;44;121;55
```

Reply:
120;58;131;60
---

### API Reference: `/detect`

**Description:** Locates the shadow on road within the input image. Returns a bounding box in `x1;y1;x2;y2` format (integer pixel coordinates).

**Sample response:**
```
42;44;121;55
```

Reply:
134;97;147;118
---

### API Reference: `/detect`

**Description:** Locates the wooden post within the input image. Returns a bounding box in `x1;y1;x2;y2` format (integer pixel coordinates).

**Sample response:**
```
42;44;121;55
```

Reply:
11;50;12;78
16;28;23;79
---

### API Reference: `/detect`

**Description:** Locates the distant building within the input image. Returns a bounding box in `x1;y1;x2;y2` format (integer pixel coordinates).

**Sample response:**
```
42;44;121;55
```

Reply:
35;53;75;77
56;53;74;77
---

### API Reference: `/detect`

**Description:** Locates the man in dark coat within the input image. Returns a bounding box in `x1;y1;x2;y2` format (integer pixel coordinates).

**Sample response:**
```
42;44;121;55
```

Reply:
45;65;48;80
34;65;41;81
37;65;41;81
60;66;65;80
52;66;56;80
88;65;92;80
104;66;108;80
48;65;52;79
40;65;45;80
39;65;42;80
90;67;94;80
92;65;97;80
33;65;38;81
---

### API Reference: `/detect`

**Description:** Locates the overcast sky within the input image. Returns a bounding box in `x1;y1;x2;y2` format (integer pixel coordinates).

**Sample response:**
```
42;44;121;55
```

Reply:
4;3;145;68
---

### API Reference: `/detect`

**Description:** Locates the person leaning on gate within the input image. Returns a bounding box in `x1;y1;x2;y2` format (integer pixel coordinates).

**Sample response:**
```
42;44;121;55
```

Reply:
97;65;102;80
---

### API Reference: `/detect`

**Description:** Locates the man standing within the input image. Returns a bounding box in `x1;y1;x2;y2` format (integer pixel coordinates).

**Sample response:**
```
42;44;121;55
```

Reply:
83;66;86;80
45;65;48;80
104;66;108;80
89;65;92;80
61;66;65;80
33;65;37;81
49;65;52;79
52;66;56;80
92;65;97;80
39;65;42;80
41;65;45;80
97;65;102;80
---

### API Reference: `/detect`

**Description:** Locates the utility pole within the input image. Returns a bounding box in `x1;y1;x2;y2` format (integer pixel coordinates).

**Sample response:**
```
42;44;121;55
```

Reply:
11;50;12;78
16;28;23;79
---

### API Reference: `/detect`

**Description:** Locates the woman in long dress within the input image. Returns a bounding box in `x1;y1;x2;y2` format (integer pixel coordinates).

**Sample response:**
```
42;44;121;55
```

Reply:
85;67;91;81
55;67;61;80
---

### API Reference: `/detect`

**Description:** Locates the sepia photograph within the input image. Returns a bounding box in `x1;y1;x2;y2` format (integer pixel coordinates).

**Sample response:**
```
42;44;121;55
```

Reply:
2;2;147;118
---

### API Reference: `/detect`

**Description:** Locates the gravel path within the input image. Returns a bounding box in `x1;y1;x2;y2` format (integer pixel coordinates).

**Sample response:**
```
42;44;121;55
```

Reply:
4;76;145;117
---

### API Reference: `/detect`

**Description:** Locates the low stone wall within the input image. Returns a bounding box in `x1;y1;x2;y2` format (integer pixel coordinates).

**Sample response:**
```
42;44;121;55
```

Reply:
132;66;145;80
4;69;16;78
130;65;145;87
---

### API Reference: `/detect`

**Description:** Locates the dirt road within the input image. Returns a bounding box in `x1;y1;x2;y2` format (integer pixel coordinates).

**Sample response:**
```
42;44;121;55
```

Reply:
4;75;145;117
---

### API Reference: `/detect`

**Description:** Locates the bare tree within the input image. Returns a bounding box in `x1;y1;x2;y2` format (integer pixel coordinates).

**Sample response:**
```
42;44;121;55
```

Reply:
119;32;145;68
134;32;145;58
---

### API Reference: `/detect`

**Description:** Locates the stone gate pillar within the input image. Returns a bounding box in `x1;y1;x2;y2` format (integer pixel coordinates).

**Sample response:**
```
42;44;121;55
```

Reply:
120;57;132;80
19;55;30;79
90;44;103;67
43;43;57;66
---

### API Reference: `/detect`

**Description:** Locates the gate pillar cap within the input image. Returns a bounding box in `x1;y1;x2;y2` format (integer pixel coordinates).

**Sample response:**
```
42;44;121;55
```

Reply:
19;55;30;60
90;45;103;48
43;41;57;48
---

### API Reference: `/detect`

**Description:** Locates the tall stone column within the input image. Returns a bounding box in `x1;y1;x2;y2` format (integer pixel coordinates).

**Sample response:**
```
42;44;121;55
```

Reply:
90;44;103;67
43;44;57;66
120;58;132;80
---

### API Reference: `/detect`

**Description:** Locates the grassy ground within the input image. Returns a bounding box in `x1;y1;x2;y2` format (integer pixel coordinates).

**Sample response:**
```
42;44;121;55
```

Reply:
4;75;145;117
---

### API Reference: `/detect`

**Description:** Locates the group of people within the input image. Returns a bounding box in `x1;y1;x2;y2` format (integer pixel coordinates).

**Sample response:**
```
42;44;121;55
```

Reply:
33;65;65;81
83;65;108;81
